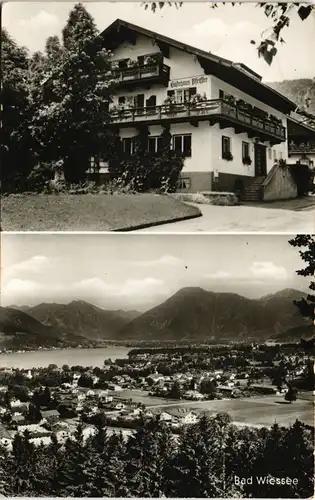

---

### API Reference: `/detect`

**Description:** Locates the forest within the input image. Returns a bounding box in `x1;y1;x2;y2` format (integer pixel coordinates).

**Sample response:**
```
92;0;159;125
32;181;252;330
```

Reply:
0;413;314;498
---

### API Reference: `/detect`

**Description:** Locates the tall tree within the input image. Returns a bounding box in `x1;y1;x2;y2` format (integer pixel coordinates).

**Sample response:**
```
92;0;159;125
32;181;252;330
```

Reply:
1;29;35;191
289;235;315;323
32;3;116;183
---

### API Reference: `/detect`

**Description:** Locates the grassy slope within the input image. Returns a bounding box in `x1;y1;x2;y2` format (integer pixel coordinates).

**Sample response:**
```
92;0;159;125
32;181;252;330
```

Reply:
1;194;201;231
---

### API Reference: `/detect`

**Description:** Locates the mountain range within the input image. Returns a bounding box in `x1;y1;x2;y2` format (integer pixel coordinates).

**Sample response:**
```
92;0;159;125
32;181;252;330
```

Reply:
268;78;315;115
118;287;309;341
0;287;310;348
0;302;140;349
0;287;311;348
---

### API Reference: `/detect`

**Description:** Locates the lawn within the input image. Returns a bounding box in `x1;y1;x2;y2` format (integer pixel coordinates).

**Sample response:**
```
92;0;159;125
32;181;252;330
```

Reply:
120;392;314;428
1;193;201;231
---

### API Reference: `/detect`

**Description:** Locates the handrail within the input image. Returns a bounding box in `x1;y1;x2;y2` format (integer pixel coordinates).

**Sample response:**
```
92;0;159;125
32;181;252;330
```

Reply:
111;63;169;81
288;144;315;153
111;99;286;139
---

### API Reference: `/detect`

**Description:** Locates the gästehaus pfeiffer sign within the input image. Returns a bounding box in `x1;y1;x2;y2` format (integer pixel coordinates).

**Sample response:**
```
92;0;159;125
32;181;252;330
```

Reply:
170;76;208;88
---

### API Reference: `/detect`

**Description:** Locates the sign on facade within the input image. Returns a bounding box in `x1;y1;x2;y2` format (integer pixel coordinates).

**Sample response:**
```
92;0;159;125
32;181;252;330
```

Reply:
170;76;208;88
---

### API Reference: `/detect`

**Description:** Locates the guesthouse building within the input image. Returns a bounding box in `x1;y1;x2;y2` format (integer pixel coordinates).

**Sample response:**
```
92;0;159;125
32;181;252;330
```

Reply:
98;19;299;198
287;115;315;167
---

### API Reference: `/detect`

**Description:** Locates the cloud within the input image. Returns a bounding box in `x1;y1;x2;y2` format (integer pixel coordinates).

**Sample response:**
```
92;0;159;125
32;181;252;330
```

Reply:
18;11;60;30
204;271;231;280
74;276;166;298
2;276;168;309
204;261;288;284
134;255;184;268
249;261;288;281
4;256;52;281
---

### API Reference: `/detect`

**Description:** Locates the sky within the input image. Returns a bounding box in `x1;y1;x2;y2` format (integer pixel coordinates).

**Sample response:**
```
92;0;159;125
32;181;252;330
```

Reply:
2;2;315;82
0;234;308;311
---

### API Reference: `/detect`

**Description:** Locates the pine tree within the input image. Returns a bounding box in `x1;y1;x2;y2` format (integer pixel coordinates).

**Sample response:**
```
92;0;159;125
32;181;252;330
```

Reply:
125;415;174;497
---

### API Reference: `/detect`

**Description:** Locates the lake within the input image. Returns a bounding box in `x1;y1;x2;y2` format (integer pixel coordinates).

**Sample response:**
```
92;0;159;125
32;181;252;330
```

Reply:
0;346;131;369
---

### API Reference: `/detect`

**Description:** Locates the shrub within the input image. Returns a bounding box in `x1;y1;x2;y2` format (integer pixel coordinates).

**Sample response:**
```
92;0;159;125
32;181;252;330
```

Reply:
26;162;54;192
289;163;313;196
211;193;239;206
109;152;183;193
108;129;184;193
174;192;211;204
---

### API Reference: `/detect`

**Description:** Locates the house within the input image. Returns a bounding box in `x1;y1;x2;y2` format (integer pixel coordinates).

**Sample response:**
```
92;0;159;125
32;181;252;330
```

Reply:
167;409;199;425
86;390;95;397
108;383;122;392
183;390;204;400
41;409;60;421
12;414;25;425
0;425;12;448
98;391;113;403
115;402;125;411
92;19;300;200
146;373;165;384
287;115;315;168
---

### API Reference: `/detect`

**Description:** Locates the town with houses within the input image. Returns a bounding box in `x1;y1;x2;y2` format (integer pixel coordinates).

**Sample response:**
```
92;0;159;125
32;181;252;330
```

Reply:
0;341;313;450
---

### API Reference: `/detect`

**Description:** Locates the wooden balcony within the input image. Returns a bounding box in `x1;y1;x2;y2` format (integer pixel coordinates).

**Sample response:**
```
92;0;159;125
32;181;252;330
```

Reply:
111;99;286;142
288;143;315;154
112;63;170;87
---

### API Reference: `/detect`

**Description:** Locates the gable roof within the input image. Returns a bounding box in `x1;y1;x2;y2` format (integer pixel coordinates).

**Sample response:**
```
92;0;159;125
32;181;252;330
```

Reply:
100;19;296;114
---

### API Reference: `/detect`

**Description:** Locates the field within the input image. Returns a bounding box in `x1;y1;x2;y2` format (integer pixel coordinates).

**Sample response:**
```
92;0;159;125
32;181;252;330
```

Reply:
1;193;201;231
118;390;314;428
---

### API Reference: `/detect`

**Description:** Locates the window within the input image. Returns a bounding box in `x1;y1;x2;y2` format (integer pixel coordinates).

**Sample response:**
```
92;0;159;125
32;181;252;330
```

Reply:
222;136;233;160
122;138;135;156
118;96;126;106
219;89;234;101
273;149;277;160
173;134;192;157
177;177;191;189
268;147;272;160
222;136;231;155
148;136;163;154
242;141;250;158
137;55;145;66
167;87;197;104
88;158;109;174
118;59;128;69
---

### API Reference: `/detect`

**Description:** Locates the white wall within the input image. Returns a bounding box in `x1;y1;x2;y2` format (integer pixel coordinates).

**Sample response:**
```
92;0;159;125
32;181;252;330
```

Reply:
210;76;287;123
111;34;289;178
210;123;255;177
110;35;211;107
211;75;289;170
170;122;212;173
118;122;212;173
111;34;160;62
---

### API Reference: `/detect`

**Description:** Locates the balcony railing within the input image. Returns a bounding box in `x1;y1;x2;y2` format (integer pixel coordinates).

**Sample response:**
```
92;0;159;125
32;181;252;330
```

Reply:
112;63;170;85
111;99;286;141
288;144;315;154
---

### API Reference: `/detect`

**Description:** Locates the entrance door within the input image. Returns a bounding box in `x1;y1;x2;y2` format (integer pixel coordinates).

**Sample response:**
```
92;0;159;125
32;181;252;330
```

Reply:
254;143;267;176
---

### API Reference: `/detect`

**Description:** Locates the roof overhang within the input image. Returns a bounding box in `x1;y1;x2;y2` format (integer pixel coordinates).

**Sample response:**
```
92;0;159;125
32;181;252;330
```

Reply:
287;116;315;138
100;19;296;115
